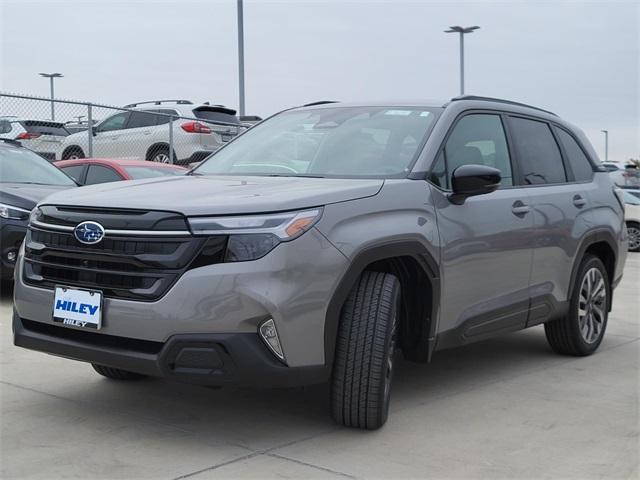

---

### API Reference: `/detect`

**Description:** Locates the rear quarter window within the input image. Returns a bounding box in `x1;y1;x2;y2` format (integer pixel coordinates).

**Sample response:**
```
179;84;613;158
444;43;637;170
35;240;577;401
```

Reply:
555;128;594;182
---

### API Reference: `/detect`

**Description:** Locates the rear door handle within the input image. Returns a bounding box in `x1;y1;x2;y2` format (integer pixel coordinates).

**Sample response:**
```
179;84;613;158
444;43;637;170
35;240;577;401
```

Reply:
512;200;530;216
573;194;587;208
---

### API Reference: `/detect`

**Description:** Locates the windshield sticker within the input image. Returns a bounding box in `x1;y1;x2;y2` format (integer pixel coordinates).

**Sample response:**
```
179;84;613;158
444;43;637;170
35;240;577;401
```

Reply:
384;110;412;116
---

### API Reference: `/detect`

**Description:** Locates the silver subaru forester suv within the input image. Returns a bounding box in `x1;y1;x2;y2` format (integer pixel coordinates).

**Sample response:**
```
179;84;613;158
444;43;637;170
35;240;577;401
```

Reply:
13;96;627;429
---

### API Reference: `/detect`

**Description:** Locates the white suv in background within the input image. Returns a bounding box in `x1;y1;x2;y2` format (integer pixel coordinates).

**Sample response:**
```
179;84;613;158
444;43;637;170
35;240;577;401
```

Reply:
0;117;70;161
57;100;241;164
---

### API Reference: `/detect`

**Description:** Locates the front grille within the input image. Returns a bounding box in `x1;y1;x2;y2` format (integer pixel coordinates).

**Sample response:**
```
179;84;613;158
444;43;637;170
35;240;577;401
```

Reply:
22;207;223;301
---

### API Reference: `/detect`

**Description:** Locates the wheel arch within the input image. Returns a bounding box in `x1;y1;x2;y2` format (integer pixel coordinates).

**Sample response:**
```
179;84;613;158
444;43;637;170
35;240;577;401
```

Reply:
61;145;85;159
324;241;441;368
570;229;618;311
145;142;170;160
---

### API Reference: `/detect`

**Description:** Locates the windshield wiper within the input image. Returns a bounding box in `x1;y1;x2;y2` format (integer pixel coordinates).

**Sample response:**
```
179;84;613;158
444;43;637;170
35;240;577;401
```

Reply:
264;174;325;178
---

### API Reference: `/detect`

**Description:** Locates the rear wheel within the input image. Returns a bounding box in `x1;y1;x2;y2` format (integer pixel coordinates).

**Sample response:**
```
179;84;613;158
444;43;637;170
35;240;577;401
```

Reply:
62;146;85;160
92;364;146;380
147;145;171;163
331;271;401;430
627;222;640;252
545;254;609;356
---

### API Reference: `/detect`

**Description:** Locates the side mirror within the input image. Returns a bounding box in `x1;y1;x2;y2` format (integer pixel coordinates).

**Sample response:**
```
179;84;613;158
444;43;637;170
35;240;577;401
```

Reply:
449;164;501;204
91;126;98;136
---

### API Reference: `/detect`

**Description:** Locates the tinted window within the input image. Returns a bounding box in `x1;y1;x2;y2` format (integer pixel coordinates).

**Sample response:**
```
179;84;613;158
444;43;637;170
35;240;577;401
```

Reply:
22;121;69;136
149;109;178;126
509;117;566;185
60;165;85;182
193;107;239;124
195;106;439;178
0;120;12;134
433;114;513;189
0;145;76;185
555;128;594;182
127;111;158;129
96;112;130;133
85;165;122;184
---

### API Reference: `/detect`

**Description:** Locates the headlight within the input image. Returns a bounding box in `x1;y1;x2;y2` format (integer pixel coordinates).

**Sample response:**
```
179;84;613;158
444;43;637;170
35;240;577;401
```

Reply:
188;208;323;240
188;208;323;263
0;203;31;220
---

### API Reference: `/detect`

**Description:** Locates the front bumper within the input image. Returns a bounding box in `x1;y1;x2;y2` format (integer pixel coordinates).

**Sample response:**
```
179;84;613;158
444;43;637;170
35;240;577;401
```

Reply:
13;312;328;387
13;228;349;369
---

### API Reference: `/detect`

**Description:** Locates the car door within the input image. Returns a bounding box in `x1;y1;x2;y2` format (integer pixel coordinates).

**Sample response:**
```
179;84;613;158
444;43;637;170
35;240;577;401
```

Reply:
429;112;535;344
92;112;130;158
120;110;159;160
507;116;596;324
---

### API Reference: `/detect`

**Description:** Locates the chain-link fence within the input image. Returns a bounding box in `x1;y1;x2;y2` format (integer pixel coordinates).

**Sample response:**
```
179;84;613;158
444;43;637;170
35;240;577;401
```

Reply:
0;93;247;165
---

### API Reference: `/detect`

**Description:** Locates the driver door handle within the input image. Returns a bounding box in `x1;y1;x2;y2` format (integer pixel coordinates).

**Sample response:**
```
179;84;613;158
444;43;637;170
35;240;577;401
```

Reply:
511;200;530;216
573;194;587;208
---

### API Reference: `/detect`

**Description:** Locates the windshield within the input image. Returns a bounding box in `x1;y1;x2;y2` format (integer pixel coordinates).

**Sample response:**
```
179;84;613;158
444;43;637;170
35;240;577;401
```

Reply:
0;145;76;185
194;106;440;178
624;190;640;205
124;166;185;179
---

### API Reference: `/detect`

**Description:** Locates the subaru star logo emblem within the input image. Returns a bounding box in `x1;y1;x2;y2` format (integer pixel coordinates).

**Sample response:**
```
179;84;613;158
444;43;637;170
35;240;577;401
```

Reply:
74;221;105;245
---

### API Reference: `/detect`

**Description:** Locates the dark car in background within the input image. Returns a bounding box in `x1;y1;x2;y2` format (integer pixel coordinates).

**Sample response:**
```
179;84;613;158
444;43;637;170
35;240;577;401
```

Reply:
0;140;76;280
55;158;187;185
0;117;70;161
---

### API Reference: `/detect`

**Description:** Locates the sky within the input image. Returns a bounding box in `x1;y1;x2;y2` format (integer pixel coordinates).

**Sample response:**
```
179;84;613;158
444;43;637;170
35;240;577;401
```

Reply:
1;0;638;161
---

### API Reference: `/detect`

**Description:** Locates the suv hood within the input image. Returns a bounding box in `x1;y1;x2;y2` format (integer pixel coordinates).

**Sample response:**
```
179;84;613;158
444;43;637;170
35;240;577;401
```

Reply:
1;183;74;211
39;175;384;216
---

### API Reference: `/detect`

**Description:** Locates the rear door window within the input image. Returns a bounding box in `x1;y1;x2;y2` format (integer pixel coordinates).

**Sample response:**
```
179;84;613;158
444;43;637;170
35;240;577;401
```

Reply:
555;128;594;182
126;111;159;129
508;117;567;185
85;165;122;184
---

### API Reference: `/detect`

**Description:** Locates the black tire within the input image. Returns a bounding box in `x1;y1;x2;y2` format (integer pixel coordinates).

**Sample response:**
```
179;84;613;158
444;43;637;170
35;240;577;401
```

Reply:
545;254;609;356
62;146;85;160
146;145;172;163
626;221;640;252
331;271;401;430
92;364;146;380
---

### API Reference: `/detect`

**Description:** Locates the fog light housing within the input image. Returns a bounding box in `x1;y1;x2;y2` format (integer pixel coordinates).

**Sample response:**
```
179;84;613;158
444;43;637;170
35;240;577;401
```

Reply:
6;250;17;263
259;318;286;363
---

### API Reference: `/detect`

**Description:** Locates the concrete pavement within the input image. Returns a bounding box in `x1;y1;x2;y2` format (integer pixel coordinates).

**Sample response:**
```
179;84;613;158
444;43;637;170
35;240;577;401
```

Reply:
1;254;638;479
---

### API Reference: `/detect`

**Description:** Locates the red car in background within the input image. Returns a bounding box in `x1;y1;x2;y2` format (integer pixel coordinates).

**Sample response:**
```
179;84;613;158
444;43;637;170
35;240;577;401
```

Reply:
54;158;187;185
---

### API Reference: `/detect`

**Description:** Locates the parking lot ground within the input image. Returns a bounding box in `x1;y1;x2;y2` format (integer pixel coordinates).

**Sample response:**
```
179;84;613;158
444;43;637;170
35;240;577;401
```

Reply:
1;254;638;479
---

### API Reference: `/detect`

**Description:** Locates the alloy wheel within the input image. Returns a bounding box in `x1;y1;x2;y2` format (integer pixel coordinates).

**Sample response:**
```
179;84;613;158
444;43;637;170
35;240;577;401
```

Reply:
627;225;640;251
578;267;607;344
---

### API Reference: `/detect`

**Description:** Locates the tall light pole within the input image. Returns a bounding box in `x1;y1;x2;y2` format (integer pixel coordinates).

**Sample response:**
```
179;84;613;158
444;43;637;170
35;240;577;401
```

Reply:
444;26;480;95
237;0;245;117
601;130;609;162
39;72;63;120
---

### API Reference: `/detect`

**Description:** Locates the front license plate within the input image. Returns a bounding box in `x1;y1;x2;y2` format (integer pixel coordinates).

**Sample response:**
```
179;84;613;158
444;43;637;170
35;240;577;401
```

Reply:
53;286;103;330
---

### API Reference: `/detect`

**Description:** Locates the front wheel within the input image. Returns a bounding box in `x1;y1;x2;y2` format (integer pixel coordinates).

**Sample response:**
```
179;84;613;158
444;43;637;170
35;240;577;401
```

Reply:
330;271;401;430
545;254;609;356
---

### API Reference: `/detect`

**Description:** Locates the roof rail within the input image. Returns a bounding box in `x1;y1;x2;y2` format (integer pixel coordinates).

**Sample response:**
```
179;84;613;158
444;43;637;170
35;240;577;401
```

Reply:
123;99;194;108
449;95;557;116
302;100;340;107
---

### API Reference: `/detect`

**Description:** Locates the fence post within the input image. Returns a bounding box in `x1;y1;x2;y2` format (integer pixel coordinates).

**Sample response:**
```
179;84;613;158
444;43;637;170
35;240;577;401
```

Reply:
169;116;174;164
87;104;93;158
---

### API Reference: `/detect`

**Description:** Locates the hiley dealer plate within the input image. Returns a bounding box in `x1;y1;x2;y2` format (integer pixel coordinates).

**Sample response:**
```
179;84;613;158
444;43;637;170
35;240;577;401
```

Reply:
53;286;103;329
